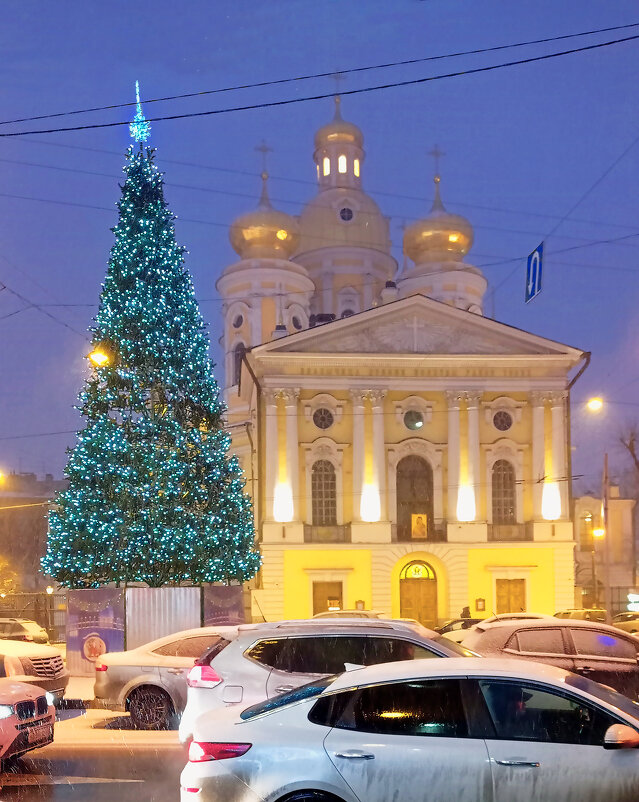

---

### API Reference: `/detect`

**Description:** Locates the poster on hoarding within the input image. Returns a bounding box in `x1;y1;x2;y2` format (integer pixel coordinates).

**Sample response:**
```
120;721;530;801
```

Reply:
66;589;125;676
203;585;245;626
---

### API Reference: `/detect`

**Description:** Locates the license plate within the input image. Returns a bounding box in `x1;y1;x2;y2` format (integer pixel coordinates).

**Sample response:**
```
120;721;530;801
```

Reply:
27;724;51;744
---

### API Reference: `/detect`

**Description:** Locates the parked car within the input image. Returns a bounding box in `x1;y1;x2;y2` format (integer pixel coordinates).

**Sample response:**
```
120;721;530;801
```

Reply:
613;612;639;634
0;619;49;645
435;617;482;635
181;657;639;802
312;610;387;619
0;640;67;703
446;613;555;644
179;617;477;743
555;608;607;622
463;618;639;698
0;678;54;768
94;626;242;729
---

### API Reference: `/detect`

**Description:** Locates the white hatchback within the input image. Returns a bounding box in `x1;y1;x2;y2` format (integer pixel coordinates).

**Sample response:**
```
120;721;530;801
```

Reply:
181;658;639;802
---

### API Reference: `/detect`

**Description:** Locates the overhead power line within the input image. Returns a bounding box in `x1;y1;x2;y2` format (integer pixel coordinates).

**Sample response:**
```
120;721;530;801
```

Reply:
1;22;637;127
2;34;638;138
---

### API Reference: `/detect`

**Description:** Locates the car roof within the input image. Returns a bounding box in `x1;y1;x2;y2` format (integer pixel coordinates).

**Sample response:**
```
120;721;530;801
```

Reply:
325;656;572;692
136;624;242;651
473;618;634;635
238;619;436;638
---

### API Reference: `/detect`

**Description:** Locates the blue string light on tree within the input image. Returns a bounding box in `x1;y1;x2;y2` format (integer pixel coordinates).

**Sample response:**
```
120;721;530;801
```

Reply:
42;86;260;588
129;80;151;144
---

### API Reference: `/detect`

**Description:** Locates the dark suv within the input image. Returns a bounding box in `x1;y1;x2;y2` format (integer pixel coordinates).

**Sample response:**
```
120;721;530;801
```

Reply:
463;618;639;698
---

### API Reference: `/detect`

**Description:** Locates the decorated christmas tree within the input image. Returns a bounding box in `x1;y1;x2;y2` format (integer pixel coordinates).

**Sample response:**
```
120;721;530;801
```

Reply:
43;84;260;588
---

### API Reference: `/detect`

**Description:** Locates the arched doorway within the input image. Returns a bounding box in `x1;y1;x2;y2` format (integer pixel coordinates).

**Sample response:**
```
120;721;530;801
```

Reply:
399;560;437;627
396;455;434;541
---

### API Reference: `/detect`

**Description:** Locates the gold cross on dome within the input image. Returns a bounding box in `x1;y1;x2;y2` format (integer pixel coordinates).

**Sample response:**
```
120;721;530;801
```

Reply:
255;140;273;173
428;144;446;176
331;71;346;93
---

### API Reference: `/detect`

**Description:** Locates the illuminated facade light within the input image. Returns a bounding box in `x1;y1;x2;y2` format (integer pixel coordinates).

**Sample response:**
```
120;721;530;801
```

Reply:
273;482;294;523
456;485;476;522
593;527;605;538
360;483;381;522
542;481;562;520
354;158;360;177
276;229;288;241
338;155;347;174
323;157;331;176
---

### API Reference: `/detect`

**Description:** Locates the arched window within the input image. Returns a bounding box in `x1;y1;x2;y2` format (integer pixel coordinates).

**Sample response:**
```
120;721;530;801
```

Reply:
338;155;347;174
233;342;246;386
492;459;516;524
396;455;434;541
323;157;331;176
311;460;337;526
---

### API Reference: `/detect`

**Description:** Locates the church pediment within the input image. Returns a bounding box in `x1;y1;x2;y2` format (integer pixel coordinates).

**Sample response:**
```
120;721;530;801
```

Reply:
254;296;582;358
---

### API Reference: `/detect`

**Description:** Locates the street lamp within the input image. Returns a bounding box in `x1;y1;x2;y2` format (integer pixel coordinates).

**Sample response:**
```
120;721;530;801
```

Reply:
586;397;604;413
87;348;110;367
45;586;54;595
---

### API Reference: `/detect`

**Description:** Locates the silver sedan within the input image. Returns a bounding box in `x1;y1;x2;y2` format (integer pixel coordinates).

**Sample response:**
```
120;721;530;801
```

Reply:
181;657;639;802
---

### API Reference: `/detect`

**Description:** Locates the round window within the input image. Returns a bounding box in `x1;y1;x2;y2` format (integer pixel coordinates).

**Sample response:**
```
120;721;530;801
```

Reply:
292;316;303;330
339;207;354;222
493;410;513;431
403;410;424;430
232;314;243;329
313;408;334;430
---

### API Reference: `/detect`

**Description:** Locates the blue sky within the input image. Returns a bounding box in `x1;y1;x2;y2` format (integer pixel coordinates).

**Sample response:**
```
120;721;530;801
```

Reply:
1;0;638;491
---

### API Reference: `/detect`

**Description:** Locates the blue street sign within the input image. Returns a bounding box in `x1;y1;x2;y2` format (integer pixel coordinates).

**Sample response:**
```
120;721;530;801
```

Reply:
525;242;543;303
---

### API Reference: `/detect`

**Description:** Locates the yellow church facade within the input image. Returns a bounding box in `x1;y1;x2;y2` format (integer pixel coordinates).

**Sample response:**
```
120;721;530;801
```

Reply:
218;98;587;626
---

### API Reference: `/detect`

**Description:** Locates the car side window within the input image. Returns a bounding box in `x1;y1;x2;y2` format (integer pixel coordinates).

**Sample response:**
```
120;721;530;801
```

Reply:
333;679;468;737
175;635;225;659
479;680;620;745
364;637;438;665
152;640;181;657
509;628;565;655
245;638;288;670
280;636;369;674
570;630;637;660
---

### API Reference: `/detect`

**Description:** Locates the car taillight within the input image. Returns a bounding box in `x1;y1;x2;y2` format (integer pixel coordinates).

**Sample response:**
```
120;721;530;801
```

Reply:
187;665;222;689
188;742;251;762
95;662;108;672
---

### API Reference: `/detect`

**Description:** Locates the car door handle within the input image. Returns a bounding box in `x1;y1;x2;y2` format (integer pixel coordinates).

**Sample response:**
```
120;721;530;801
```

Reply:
334;751;375;760
274;685;294;693
494;759;540;768
167;668;184;675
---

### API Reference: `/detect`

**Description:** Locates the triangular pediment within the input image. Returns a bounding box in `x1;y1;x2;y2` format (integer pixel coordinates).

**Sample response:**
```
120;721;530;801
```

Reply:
254;295;583;359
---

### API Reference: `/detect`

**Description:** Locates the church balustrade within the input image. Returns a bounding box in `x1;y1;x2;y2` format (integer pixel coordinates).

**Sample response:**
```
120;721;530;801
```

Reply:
303;523;352;543
391;521;447;543
487;523;531;542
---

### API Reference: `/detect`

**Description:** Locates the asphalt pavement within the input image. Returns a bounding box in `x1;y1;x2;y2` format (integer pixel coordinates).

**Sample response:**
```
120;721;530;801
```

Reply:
0;709;186;801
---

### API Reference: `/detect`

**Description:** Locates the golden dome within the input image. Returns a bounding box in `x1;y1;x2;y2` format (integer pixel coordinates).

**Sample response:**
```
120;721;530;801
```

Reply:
314;96;364;151
229;173;300;259
403;176;474;264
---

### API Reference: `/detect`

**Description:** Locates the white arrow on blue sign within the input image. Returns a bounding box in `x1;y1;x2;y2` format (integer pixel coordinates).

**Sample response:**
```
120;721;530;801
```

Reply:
525;242;543;303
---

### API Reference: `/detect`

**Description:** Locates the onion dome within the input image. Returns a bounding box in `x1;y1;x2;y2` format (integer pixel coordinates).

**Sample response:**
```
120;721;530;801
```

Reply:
404;175;474;264
314;96;364;151
229;173;300;259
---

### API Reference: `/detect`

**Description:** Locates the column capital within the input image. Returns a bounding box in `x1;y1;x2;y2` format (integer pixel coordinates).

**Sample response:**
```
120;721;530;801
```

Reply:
444;390;467;407
349;389;366;406
263;388;279;405
365;389;387;406
466;391;482;409
548;390;568;406
278;388;300;406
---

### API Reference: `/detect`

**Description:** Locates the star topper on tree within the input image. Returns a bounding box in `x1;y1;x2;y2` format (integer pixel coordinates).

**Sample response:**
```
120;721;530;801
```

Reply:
43;83;260;588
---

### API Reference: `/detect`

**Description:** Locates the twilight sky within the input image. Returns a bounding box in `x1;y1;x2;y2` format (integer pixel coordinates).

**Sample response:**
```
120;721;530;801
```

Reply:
1;0;638;493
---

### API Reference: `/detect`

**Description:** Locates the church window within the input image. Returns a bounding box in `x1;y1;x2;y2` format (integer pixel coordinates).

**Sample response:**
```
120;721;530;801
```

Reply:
339;207;354;222
492;459;516;524
232;314;243;329
354;158;360;177
233;342;246;386
292;316;303;331
338;155;347;174
403;410;424;431
323;157;331;176
493;410;513;431
316;164;320;180
311;460;337;526
313;408;334;430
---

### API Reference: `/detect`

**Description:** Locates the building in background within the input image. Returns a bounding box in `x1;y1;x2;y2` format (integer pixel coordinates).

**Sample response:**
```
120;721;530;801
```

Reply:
574;489;636;614
219;97;587;625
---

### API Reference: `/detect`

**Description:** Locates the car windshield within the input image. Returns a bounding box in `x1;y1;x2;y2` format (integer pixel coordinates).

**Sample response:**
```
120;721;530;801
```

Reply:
240;675;339;720
564;674;639;721
433;635;480;657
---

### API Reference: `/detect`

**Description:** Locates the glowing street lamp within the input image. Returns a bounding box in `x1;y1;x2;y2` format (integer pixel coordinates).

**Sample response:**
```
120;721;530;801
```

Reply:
45;586;54;595
87;348;110;367
586;397;603;413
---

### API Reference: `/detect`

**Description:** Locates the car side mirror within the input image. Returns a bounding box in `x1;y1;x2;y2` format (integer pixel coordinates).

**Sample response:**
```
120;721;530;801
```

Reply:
604;724;639;749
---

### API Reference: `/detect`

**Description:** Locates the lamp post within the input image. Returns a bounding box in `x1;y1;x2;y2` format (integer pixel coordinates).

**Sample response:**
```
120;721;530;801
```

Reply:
602;452;612;623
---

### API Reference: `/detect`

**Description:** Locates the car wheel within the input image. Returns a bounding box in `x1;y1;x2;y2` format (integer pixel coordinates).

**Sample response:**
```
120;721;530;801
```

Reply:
127;686;174;730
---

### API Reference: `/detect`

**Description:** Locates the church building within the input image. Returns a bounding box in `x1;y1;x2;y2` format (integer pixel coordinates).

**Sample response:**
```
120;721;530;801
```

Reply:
218;98;587;626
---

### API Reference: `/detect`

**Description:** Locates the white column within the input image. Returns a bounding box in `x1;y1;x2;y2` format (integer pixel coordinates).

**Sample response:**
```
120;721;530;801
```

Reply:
467;393;481;520
550;391;568;519
446;391;462;521
350;390;365;522
531;392;546;520
282;389;300;520
264;390;279;521
369;390;387;520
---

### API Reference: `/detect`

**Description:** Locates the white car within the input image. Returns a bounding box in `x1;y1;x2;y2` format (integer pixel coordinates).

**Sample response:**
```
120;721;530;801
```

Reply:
0;679;55;767
181;657;639;802
444;612;556;643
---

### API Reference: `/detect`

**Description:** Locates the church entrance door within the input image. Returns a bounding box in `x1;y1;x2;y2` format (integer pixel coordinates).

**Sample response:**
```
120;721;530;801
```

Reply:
399;561;437;628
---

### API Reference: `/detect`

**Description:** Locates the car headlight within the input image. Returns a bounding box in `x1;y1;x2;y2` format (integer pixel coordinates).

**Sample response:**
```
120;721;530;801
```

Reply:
4;656;23;677
45;692;54;706
0;705;14;719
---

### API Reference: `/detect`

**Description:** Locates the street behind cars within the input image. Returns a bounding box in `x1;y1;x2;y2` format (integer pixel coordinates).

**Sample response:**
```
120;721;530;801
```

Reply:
181;657;639;802
93;625;242;729
463;618;639;698
179;617;476;743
